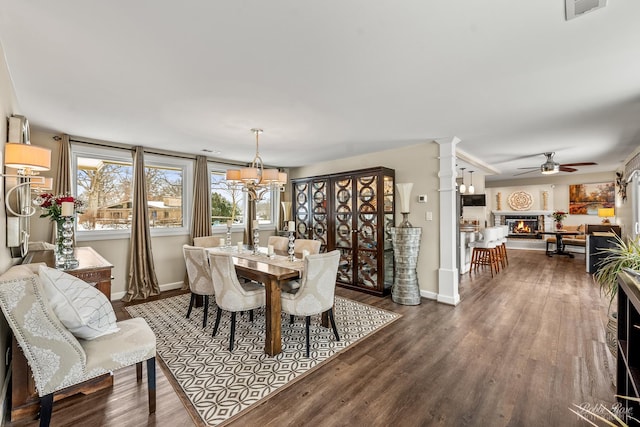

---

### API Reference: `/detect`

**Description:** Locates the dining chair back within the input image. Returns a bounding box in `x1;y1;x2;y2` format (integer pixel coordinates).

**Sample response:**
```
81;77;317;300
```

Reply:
268;235;289;253
280;250;341;357
183;244;215;327
294;239;321;256
208;253;266;351
193;235;221;248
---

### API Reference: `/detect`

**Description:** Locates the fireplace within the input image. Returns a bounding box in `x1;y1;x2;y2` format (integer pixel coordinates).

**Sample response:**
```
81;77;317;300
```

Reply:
505;215;541;239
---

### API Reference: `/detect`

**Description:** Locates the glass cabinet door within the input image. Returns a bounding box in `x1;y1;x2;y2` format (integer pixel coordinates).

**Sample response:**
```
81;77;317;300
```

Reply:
294;181;310;238
311;180;328;252
356;175;378;289
334;177;353;285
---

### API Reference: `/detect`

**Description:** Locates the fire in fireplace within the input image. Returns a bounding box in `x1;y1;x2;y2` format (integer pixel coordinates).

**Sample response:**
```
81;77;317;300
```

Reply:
505;215;541;238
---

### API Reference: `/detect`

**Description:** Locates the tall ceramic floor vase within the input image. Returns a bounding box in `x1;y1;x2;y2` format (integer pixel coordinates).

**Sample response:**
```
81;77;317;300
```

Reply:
391;227;422;305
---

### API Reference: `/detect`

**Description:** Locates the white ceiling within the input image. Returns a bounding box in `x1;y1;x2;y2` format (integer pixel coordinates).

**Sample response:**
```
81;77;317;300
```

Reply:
1;1;639;181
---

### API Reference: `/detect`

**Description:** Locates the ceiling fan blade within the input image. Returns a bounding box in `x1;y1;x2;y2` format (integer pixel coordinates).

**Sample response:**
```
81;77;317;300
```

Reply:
559;166;577;173
513;169;538;176
516;167;539;170
559;162;597;167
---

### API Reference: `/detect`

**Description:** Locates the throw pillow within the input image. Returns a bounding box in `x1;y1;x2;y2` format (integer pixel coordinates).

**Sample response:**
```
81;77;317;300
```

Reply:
38;266;119;340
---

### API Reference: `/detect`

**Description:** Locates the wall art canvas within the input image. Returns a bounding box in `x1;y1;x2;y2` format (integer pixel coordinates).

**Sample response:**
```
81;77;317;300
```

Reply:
569;182;615;215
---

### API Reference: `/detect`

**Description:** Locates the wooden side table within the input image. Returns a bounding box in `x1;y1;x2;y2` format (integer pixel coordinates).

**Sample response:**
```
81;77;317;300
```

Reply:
11;247;114;422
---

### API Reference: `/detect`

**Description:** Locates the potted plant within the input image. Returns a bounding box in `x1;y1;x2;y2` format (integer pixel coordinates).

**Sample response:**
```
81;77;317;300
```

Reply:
593;235;640;357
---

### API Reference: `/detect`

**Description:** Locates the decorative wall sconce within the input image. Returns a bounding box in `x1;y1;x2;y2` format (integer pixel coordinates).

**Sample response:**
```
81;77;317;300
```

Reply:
3;142;53;217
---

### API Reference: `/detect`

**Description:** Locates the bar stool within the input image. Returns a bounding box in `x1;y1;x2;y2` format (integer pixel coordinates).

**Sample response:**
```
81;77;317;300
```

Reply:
469;227;501;277
497;225;509;268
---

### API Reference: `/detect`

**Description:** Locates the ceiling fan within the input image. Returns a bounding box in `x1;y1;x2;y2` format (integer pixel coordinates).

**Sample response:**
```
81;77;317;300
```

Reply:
515;152;597;176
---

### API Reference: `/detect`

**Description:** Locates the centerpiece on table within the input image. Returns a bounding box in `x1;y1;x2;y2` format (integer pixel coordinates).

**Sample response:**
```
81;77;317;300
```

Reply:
551;210;567;230
34;193;84;267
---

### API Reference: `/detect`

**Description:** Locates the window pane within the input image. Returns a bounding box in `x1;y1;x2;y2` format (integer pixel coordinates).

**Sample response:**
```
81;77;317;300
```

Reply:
211;171;244;225
145;165;184;228
76;157;133;230
256;191;272;224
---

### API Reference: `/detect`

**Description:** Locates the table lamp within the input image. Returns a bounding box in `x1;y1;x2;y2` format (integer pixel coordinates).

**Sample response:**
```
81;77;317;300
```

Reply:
598;208;615;224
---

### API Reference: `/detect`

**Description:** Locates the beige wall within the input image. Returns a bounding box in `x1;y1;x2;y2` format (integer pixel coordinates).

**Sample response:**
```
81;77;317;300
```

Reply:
0;40;21;421
485;171;628;233
291;141;441;296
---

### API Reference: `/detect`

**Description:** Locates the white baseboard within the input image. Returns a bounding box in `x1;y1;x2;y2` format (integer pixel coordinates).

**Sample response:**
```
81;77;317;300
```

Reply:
420;290;438;300
111;281;185;301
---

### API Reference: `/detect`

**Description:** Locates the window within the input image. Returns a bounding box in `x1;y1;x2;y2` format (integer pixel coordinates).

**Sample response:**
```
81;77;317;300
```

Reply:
210;170;244;226
72;144;193;239
209;163;280;230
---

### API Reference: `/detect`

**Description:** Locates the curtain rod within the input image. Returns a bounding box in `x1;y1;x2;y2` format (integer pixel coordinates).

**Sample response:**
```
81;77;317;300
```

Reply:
69;137;249;167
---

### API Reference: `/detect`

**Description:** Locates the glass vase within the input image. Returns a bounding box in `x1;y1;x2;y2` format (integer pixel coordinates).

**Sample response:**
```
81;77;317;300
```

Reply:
54;220;66;267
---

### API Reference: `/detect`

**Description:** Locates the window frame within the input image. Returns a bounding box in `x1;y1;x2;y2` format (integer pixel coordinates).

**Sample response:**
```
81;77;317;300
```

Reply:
71;143;193;241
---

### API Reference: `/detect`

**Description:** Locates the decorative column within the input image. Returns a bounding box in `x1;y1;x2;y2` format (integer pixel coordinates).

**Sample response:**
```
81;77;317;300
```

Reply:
391;227;422;305
391;183;422;305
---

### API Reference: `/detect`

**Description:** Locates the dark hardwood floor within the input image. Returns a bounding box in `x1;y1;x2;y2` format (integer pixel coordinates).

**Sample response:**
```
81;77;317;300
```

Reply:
5;249;616;426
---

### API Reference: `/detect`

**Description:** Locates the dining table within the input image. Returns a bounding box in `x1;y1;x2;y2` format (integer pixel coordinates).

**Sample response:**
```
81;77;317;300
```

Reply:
208;246;304;356
539;230;581;258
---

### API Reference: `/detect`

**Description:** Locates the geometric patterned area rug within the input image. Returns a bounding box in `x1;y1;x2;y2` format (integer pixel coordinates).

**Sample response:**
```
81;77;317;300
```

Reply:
125;294;400;426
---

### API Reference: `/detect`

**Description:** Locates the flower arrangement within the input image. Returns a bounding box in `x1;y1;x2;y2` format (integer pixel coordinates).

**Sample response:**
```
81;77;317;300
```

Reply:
551;210;567;222
34;193;85;223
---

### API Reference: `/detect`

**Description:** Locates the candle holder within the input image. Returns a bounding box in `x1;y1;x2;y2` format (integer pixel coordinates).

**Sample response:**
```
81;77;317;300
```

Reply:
288;230;295;261
226;225;232;248
61;216;78;269
253;228;260;255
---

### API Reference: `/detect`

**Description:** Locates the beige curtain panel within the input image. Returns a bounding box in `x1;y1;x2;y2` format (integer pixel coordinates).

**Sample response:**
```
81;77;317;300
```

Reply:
123;146;160;302
191;155;212;242
185;155;212;289
50;134;72;243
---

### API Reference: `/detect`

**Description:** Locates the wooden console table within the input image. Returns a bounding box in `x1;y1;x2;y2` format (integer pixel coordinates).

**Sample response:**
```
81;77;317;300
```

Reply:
12;247;114;421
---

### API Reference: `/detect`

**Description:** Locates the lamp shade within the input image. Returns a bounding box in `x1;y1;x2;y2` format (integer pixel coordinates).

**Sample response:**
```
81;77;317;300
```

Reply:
278;171;287;185
240;167;260;182
598;208;615;218
4;143;51;171
262;168;280;183
226;169;241;181
396;183;413;213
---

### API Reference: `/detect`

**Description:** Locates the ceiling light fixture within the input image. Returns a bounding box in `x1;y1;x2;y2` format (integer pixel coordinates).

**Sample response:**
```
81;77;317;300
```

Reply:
468;171;475;194
540;153;560;175
224;129;287;201
459;167;467;194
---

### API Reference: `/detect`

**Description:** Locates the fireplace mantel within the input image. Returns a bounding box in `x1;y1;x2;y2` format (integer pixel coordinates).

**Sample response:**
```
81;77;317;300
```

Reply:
492;210;551;216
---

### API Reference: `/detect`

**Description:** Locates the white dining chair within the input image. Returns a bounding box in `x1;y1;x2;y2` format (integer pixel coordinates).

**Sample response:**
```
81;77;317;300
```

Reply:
280;250;341;357
208;252;266;351
293;239;321;257
183;245;215;328
268;235;289;253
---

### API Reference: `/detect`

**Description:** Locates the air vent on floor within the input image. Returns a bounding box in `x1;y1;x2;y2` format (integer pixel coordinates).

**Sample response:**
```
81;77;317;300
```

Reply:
566;0;607;20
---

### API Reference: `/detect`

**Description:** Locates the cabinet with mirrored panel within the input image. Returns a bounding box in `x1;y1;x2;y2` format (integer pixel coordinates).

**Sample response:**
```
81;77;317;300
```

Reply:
292;167;395;296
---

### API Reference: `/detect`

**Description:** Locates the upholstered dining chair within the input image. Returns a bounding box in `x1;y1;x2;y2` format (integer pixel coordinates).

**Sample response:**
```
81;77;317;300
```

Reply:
183;244;215;328
293;239;321;257
0;266;156;427
208;253;266;351
193;235;222;248
280;250;341;357
267;235;289;253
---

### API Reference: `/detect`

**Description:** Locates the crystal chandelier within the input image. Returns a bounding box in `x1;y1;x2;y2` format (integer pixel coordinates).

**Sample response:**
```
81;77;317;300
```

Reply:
225;129;287;201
